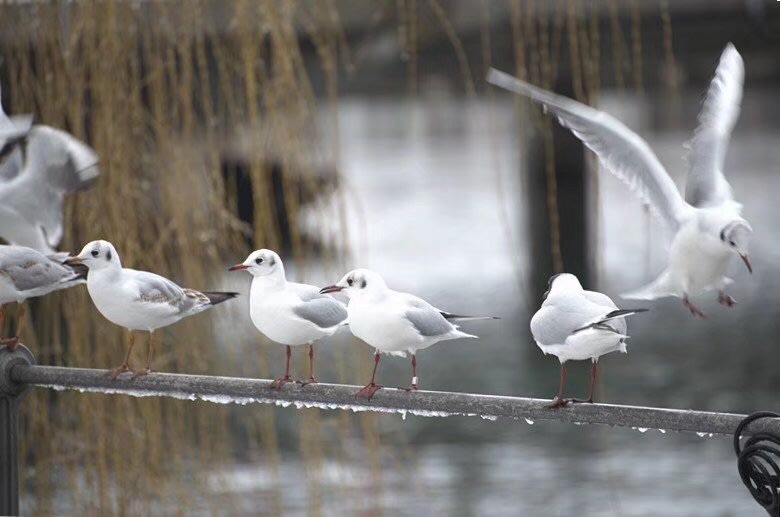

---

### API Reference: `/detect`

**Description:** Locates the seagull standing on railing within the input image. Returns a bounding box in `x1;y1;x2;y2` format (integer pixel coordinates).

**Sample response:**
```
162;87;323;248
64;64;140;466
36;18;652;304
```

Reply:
320;269;498;400
488;43;751;317
0;79;99;253
229;249;347;389
530;273;648;408
0;245;86;349
67;240;238;380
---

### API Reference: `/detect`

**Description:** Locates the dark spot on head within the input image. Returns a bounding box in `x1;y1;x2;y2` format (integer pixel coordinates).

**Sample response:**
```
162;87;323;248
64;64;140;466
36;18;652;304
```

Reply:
360;280;367;289
270;256;276;266
720;229;726;242
547;273;562;289
106;250;112;261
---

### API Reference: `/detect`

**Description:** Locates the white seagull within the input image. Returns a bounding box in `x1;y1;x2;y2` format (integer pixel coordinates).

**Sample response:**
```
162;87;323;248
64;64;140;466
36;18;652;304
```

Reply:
530;273;648;408
0;245;86;348
320;269;497;399
488;43;751;317
67;240;238;379
0;80;33;179
229;249;347;389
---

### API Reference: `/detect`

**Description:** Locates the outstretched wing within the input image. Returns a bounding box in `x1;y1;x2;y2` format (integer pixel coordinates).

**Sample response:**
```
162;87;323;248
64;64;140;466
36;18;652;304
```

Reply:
685;43;743;208
488;69;691;230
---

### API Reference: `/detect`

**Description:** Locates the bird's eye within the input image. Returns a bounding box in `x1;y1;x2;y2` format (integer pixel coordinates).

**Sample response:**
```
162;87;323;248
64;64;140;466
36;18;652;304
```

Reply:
255;258;263;264
729;240;736;247
91;250;99;257
347;278;353;286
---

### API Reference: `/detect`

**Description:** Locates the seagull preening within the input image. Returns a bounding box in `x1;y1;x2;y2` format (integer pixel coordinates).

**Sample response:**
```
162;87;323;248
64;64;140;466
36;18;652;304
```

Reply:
67;240;238;379
0;79;99;253
530;273;648;408
229;249;347;389
0;245;86;348
488;43;751;317
320;269;498;399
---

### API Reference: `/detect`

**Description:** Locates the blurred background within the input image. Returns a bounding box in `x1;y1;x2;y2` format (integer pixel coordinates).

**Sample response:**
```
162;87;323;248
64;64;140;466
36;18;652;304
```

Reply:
1;0;779;515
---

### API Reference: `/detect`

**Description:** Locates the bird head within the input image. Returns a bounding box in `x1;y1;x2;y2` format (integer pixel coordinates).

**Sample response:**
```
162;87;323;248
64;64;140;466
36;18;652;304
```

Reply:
542;272;582;301
228;249;284;278
320;269;386;299
720;220;753;274
66;240;120;271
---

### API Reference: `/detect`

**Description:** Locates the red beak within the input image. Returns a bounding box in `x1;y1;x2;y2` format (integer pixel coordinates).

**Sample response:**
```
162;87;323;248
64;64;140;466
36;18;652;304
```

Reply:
228;263;248;271
740;253;753;274
319;285;343;294
64;256;83;266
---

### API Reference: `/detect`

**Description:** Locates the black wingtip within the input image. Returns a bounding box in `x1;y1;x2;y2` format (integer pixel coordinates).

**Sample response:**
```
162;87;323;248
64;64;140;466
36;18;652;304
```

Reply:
203;291;240;305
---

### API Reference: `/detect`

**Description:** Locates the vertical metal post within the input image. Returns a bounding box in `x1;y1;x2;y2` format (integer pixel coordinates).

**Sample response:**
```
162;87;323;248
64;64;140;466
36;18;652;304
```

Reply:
0;345;35;516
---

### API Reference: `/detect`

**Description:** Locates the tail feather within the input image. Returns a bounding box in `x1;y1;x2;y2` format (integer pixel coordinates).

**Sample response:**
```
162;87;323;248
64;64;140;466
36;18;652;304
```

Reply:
440;311;500;322
621;271;678;300
203;291;240;306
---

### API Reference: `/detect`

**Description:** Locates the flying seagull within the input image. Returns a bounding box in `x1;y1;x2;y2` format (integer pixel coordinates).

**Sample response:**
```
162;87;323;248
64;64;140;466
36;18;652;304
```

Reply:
530;273;648;408
488;43;751;317
229;249;347;389
321;269;498;399
67;240;238;379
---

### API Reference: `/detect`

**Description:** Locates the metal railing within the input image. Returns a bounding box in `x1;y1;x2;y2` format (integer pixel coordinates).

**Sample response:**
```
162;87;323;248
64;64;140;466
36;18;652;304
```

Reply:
1;344;779;515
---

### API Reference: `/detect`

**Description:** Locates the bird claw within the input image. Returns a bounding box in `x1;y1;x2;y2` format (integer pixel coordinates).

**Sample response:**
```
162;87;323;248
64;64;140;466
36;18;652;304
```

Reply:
107;364;132;381
399;384;419;392
131;368;151;380
568;398;593;404
356;383;383;400
268;376;292;390
296;377;318;387
682;297;706;318
718;293;736;307
545;396;570;409
0;337;19;351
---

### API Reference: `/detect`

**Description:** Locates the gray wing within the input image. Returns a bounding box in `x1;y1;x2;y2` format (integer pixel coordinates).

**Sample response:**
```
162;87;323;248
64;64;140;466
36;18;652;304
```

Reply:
685;44;743;207
292;296;347;329
488;69;691;230
0;245;79;291
403;296;455;337
530;294;615;346
132;270;205;313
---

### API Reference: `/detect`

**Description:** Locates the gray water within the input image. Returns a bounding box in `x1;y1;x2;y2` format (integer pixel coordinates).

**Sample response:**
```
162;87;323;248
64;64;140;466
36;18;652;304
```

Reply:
214;91;778;516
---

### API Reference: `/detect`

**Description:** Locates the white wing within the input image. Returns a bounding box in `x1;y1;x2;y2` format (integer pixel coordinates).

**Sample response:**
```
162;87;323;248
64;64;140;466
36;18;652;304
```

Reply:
487;69;691;230
685;43;743;208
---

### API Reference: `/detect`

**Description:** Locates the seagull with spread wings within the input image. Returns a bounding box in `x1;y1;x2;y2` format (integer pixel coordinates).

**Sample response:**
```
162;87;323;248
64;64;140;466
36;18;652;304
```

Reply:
488;43;751;317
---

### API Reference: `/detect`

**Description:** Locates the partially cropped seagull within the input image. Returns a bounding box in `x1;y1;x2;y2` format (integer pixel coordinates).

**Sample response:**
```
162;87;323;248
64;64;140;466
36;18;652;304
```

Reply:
0;80;33;179
0;245;86;348
0;126;99;253
320;269;497;399
488;43;751;317
530;273;648;408
67;240;238;379
229;249;347;389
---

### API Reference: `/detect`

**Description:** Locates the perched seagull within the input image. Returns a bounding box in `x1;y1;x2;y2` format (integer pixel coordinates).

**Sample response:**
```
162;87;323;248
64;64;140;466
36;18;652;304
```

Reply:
228;249;347;389
530;273;648;408
66;240;238;379
0;245;86;349
320;269;498;399
488;43;751;317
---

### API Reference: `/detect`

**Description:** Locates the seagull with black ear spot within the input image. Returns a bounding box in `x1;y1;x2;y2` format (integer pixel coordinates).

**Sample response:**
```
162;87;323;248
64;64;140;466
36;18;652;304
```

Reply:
229;249;347;389
67;240;238;379
531;273;648;408
320;269;498;400
489;43;753;317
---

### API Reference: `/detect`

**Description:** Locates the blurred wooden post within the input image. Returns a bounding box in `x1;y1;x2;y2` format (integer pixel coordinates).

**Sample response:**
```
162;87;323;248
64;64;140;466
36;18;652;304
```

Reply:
525;78;589;300
0;345;34;516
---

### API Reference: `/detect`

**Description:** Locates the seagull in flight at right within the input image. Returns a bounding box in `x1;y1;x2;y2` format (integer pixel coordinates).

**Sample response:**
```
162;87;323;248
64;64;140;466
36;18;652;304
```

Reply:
488;43;751;318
